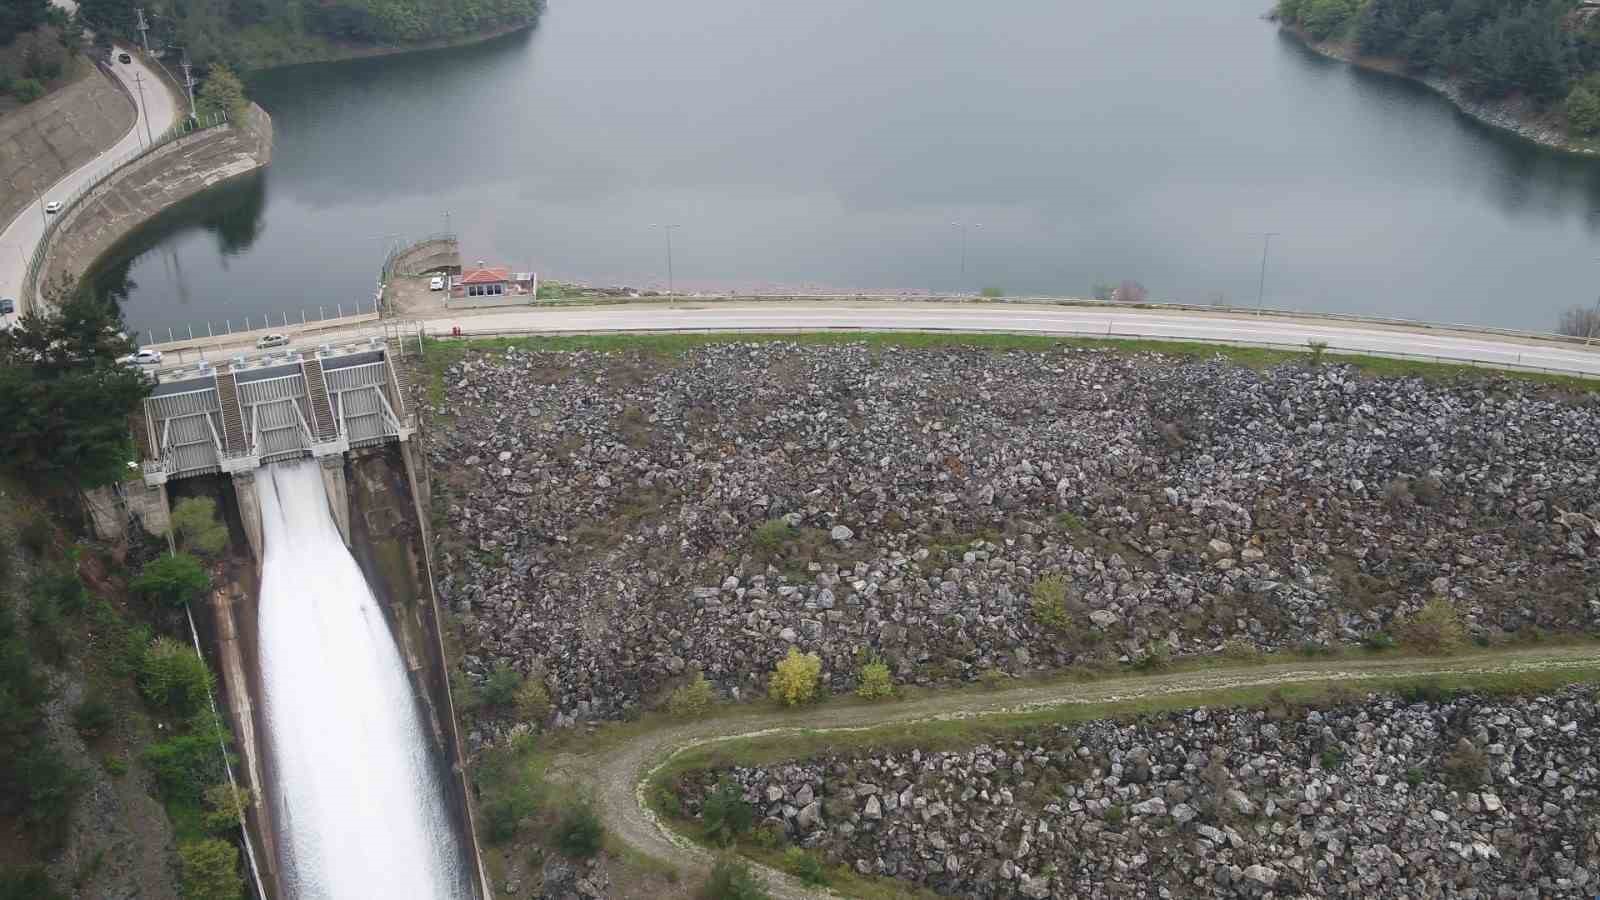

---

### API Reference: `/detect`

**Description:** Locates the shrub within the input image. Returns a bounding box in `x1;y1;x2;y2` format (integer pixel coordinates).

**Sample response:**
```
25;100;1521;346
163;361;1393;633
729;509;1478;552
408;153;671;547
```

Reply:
11;78;44;103
855;660;894;700
1404;767;1425;786
767;648;821;707
1383;478;1414;510
0;865;65;900
1396;599;1466;655
130;553;210;607
72;692;115;739
13;745;84;850
1306;339;1328;366
203;782;250;832
782;848;828;886
1299;0;1358;39
1131;644;1171;672
140;637;215;716
1442;738;1488;789
480;664;522;709
514;676;551;720
1112;280;1148;303
979;287;1004;298
18;518;51;557
668;672;715;717
751;519;794;555
482;793;530;844
33;570;86;615
178;838;241;900
701;857;769;900
554;799;604;858
978;667;1008;689
171;497;229;558
1319;747;1346;771
1221;639;1259;662
701;778;752;846
1362;632;1396;652
145;729;228;803
1030;574;1070;630
1103;804;1125;826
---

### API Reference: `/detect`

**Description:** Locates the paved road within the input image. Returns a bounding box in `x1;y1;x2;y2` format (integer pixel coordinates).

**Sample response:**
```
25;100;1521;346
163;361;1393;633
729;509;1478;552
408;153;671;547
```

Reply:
571;646;1600;899
0;45;179;323
143;301;1600;378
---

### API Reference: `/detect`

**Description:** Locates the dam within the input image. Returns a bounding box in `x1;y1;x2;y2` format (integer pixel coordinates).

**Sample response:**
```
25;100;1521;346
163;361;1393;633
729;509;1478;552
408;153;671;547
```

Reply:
125;335;484;898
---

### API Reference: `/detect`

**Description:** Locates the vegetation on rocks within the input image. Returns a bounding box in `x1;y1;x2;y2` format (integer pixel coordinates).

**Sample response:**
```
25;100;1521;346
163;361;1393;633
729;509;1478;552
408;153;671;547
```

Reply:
177;836;241;900
855;659;895;700
130;553;211;607
669;672;717;717
768;648;822;707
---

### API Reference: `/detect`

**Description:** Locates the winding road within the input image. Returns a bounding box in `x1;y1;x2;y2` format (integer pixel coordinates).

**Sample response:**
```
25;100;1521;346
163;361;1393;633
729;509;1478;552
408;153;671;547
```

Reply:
567;646;1600;898
0;42;180;322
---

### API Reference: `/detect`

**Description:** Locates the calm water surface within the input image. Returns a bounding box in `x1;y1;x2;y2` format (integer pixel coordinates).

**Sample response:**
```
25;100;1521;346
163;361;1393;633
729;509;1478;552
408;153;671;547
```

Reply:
96;0;1600;337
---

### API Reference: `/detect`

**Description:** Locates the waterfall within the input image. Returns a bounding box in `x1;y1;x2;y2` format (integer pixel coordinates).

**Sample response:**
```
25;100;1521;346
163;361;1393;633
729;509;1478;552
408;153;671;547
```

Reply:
256;461;470;899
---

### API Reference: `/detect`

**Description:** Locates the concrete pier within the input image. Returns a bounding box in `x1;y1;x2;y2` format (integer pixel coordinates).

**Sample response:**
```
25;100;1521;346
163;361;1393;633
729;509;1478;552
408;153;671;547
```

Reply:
232;471;265;563
320;456;351;546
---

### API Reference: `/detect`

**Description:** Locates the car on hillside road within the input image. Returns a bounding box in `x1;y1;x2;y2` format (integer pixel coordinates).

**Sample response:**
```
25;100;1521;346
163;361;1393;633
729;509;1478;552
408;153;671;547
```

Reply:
255;333;290;349
118;52;132;64
118;348;163;366
429;276;446;291
43;201;62;215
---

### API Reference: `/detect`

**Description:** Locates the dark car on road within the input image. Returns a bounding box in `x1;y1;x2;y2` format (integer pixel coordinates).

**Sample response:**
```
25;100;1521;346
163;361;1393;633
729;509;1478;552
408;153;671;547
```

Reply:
118;52;131;63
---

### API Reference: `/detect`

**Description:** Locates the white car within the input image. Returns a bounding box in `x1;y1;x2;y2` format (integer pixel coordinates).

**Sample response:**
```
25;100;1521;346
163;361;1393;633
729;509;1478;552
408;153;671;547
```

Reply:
429;276;446;291
43;201;62;215
119;348;163;366
255;333;290;349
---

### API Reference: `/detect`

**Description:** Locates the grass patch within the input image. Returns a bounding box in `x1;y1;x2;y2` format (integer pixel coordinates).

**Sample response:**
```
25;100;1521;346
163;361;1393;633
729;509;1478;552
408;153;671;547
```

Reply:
419;331;1598;408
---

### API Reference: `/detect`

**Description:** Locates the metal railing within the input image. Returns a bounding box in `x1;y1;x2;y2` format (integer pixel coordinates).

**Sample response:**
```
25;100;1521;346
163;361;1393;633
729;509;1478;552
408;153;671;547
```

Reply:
380;232;457;283
21;108;230;311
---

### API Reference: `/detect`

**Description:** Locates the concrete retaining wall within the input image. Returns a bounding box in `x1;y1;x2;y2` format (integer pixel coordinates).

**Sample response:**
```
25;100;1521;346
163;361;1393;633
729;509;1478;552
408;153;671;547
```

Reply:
392;237;461;276
0;64;135;230
33;102;273;303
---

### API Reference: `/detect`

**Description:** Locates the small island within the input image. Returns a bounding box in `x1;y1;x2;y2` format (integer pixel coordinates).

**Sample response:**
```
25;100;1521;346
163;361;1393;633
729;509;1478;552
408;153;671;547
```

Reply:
1275;0;1600;154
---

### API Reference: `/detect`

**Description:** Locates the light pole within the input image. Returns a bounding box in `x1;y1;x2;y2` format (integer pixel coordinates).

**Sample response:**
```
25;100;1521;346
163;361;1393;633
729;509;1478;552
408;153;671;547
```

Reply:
651;223;680;295
132;69;154;147
1255;232;1279;315
951;222;981;294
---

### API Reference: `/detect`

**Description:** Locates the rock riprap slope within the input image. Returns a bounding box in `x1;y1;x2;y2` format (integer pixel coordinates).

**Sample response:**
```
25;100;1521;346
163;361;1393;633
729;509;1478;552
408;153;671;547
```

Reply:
675;687;1600;898
428;343;1600;729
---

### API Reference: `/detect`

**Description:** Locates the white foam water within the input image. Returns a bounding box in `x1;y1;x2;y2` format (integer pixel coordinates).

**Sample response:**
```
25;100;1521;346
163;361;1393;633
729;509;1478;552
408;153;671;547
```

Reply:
257;461;469;899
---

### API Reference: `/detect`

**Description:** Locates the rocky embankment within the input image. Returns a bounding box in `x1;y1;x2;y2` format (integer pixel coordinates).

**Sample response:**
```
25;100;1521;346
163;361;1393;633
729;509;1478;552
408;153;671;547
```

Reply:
427;343;1600;737
676;687;1600;898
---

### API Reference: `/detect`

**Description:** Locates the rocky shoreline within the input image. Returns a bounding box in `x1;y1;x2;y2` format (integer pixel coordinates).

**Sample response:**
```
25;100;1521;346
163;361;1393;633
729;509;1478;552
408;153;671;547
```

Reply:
425;341;1600;747
1283;28;1590;156
674;685;1600;898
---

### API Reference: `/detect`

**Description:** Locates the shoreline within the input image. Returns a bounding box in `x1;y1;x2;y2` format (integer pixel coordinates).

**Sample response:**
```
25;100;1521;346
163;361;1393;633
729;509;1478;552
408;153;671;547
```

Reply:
1278;25;1600;158
246;20;536;74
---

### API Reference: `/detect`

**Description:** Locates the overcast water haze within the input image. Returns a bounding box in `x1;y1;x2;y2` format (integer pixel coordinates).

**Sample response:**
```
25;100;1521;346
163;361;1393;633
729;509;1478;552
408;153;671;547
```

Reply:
92;0;1600;337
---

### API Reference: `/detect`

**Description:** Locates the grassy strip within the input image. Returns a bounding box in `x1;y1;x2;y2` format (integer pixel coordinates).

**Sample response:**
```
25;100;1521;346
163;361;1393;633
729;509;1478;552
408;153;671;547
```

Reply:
644;663;1600;899
650;664;1600;783
417;331;1596;412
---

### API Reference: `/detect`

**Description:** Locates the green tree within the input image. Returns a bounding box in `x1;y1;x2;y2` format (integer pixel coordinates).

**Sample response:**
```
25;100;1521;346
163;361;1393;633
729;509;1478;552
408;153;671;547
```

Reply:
700;857;769;900
130;553;210;608
0;0;49;44
171;496;230;558
700;778;752;846
144;712;230;802
202;782;250;832
1300;0;1359;40
667;672;715;717
178;838;241;900
479;664;522;709
554;799;603;858
140;637;215;716
855;660;894;700
0;278;147;489
767;648;821;707
1569;76;1600;136
196;63;246;118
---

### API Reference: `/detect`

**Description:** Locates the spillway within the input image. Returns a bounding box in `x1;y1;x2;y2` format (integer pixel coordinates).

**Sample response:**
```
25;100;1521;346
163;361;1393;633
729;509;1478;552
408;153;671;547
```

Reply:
256;461;472;898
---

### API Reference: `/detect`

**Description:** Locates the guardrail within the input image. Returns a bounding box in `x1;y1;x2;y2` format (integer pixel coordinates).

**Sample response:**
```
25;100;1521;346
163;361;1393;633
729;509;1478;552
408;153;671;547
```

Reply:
21;107;230;311
380;232;457;283
417;322;1600;381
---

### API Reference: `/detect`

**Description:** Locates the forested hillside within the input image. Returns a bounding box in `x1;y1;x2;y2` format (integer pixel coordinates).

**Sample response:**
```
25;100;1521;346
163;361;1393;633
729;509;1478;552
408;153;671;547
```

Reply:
76;0;545;70
1275;0;1600;137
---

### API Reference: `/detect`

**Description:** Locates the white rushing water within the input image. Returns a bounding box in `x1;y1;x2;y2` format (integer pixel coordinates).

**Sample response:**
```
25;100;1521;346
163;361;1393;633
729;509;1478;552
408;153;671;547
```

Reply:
257;461;469;899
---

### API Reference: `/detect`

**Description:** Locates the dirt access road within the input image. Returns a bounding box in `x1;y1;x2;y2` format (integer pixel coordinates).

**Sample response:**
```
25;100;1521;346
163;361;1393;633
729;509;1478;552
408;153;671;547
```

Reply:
557;646;1600;899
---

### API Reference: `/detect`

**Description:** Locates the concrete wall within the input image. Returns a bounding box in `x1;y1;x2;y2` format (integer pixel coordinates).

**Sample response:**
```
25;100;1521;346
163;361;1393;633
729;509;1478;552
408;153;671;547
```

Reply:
81;481;171;543
231;471;265;565
30;102;273;309
391;237;461;276
0;64;135;230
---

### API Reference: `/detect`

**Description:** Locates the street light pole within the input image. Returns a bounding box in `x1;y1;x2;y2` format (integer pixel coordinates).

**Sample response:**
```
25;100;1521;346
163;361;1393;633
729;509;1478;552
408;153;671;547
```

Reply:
1256;232;1279;315
651;224;680;295
132;70;154;147
951;222;981;294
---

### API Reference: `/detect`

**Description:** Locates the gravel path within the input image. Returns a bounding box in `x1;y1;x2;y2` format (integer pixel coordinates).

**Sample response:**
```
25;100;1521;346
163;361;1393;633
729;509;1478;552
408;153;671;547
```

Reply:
568;646;1600;899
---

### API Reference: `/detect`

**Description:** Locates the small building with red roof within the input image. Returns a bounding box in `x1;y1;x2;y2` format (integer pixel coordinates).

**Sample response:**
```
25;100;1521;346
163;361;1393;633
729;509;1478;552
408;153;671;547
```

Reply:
448;264;538;305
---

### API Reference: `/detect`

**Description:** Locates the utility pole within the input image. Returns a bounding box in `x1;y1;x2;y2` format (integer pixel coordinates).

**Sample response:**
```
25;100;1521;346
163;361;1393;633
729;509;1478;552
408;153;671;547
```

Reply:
180;52;197;121
1256;232;1279;315
951;222;981;293
134;8;151;54
651;224;680;295
132;71;154;146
